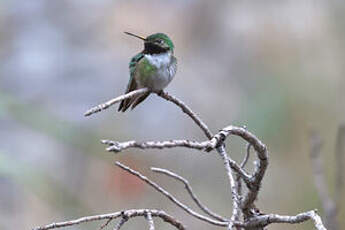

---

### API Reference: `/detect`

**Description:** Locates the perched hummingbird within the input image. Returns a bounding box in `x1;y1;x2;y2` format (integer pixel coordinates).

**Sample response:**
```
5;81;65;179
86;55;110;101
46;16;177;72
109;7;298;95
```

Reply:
118;32;177;112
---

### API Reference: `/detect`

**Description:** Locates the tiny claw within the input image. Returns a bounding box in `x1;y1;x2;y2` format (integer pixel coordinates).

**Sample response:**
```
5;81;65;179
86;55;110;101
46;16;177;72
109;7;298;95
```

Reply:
106;142;121;152
101;139;115;145
157;90;164;96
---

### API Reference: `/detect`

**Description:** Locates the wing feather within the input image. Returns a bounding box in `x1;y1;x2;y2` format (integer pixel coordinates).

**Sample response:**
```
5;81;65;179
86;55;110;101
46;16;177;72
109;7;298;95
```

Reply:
118;53;145;112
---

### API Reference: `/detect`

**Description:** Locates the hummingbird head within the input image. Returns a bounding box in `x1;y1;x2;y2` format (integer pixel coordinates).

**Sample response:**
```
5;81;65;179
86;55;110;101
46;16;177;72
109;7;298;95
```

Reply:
124;32;174;54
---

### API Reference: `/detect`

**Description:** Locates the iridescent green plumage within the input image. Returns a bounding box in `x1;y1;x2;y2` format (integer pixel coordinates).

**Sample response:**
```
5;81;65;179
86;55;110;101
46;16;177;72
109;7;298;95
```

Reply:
118;32;177;112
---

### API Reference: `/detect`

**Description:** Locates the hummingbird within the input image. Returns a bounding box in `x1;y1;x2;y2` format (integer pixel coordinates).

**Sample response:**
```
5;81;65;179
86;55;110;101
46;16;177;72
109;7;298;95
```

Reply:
118;32;177;112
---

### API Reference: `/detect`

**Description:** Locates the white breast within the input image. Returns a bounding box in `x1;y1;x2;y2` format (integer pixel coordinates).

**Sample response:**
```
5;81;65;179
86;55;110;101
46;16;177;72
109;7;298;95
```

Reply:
143;52;176;91
145;52;171;69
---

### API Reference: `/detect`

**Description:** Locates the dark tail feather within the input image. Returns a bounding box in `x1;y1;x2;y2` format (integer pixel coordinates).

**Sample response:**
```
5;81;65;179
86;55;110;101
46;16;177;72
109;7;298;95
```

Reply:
118;98;130;112
130;92;150;110
118;92;150;112
118;97;134;112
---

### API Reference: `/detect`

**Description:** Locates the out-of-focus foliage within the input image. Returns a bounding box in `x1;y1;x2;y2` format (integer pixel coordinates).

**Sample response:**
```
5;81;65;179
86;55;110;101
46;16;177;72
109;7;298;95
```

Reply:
0;1;344;229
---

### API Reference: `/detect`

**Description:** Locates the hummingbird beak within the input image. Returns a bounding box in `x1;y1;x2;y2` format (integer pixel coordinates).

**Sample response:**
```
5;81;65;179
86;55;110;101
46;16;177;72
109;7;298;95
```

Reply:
124;32;146;41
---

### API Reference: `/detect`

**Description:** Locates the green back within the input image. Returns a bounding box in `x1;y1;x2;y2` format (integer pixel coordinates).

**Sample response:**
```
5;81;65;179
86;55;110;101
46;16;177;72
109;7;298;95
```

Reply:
129;52;144;78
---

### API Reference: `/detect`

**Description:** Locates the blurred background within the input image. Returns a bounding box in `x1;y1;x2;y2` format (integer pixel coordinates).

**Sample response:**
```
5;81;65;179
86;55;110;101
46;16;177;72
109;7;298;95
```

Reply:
0;0;344;229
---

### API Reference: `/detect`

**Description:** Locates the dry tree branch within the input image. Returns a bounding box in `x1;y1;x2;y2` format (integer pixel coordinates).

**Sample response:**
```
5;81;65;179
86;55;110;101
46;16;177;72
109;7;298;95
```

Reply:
33;209;186;230
234;144;252;201
33;207;326;230
241;144;252;168
217;145;242;225
115;161;229;227
113;213;129;230
34;90;328;230
84;88;150;116
150;167;228;222
101;133;252;186
156;92;243;217
101;139;211;152
98;217;113;230
145;211;155;230
232;143;252;229
242;210;326;230
214;126;268;215
102;125;268;216
85;90;245;223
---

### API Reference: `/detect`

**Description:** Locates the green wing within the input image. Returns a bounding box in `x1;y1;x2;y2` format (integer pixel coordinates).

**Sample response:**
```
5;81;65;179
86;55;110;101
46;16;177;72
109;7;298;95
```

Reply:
118;53;150;112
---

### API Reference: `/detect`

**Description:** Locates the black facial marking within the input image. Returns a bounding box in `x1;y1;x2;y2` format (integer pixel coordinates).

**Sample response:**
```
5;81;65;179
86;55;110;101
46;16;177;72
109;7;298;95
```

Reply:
144;42;169;54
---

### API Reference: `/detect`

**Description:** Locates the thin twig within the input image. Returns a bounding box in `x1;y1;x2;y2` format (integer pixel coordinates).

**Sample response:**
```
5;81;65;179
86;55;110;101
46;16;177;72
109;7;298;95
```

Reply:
241;143;252;168
233;144;253;228
242;210;326;230
145;211;155;230
156;91;248;222
103;125;267;215
113;213;129;230
33;209;186;230
236;144;251;194
33;208;326;230
151;167;228;222
102;135;252;187
102;139;210;152
84;88;150;116
98;218;113;230
37;89;328;230
217;145;241;226
115;161;229;227
234;143;252;218
214;126;268;213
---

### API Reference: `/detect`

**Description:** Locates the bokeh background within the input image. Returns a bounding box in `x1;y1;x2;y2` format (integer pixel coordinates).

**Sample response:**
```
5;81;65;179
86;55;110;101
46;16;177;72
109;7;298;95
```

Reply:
0;1;344;229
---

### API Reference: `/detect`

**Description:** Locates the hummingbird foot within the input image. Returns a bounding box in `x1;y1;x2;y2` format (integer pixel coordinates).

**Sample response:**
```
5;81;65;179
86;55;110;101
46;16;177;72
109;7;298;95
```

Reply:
101;140;122;152
155;90;165;96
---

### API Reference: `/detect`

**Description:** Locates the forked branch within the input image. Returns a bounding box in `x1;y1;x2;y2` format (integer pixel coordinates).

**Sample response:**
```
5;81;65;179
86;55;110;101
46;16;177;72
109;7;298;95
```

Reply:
34;90;327;230
151;167;228;222
34;209;186;230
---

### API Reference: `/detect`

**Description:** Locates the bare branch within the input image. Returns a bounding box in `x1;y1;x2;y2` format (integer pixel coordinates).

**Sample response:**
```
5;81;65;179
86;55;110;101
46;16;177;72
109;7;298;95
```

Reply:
241;144;252;168
98;218;113;230
233;143;252;213
235;144;251;192
84;88;150;116
33;209;186;230
102;135;252;187
242;210;326;230
151;167;228;222
80;90;325;230
145;211;155;230
113;213;129;230
115;161;229;227
34;207;326;230
155;91;257;215
102;139;210;152
217;145;242;227
210;126;268;212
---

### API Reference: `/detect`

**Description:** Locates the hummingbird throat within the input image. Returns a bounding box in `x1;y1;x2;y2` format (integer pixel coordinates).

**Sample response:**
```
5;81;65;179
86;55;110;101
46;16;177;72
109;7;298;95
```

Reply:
144;42;168;55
